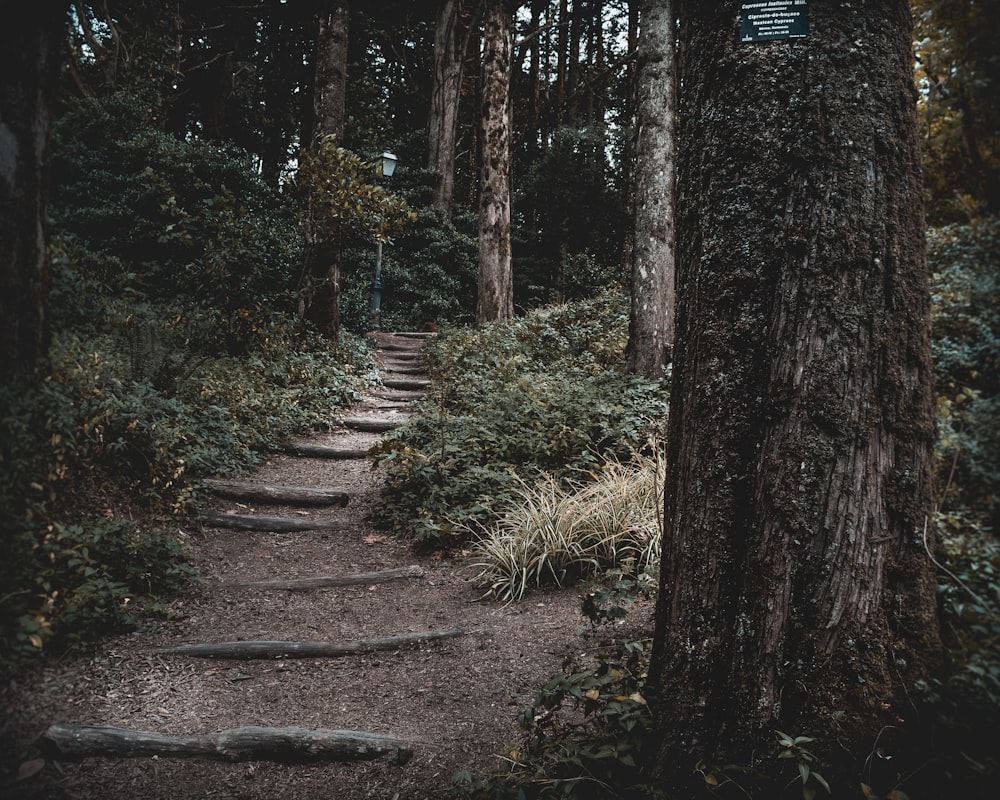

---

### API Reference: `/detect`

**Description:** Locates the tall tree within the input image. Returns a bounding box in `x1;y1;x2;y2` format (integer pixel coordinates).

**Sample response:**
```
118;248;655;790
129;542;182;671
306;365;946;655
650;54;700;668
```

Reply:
428;0;477;217
476;0;516;323
625;0;675;377
913;0;1000;221
0;5;67;385
646;2;943;794
298;1;350;341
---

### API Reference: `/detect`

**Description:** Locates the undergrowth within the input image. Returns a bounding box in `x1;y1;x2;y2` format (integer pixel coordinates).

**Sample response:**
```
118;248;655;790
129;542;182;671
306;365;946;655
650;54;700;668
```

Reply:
367;293;670;549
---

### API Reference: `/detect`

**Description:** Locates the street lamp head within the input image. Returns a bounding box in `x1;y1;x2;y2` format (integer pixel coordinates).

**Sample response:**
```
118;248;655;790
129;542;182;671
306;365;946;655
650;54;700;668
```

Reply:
377;151;398;178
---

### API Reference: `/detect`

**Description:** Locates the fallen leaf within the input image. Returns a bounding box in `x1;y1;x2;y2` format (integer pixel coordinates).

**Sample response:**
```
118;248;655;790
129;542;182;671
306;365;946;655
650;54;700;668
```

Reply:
17;759;45;781
363;534;386;544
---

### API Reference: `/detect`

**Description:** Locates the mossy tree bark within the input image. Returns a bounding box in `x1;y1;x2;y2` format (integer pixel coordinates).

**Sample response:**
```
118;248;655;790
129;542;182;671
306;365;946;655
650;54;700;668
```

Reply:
299;1;349;342
476;0;515;324
428;0;476;217
626;0;677;378
646;2;943;794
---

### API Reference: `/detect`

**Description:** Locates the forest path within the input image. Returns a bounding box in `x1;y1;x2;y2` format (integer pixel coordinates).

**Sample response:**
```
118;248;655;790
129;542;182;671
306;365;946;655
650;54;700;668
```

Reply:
4;332;591;800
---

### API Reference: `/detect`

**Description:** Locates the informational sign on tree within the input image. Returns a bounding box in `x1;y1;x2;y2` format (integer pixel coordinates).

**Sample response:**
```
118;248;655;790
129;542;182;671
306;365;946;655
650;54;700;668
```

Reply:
739;1;809;43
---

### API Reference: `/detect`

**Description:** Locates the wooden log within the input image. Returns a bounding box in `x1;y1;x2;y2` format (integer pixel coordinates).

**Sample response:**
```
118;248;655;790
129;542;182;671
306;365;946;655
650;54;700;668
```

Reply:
198;511;348;532
342;416;404;432
222;565;424;591
203;479;349;507
382;377;431;390
381;365;428;375
152;628;465;660
282;443;371;459
376;341;425;351
40;724;413;765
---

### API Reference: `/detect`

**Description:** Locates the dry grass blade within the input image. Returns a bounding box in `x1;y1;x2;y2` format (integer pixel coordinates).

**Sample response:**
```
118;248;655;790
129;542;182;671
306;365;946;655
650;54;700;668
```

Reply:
467;451;664;602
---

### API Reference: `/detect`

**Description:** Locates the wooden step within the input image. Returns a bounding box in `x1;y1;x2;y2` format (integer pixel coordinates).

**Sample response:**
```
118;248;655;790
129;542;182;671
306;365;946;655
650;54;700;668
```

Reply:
282;442;371;459
382;377;431;390
198;511;349;532
203;478;349;507
342;415;405;432
152;628;466;659
382;367;428;377
221;565;424;591
41;724;413;765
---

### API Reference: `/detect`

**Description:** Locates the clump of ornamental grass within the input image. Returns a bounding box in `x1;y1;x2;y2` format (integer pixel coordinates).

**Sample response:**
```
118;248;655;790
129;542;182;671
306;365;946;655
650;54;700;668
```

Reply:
468;450;663;602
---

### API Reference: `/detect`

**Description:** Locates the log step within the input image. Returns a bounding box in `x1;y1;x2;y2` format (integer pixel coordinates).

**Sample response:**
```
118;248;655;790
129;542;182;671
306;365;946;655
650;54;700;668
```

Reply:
379;352;423;363
203;478;349;507
198;511;348;532
221;565;424;591
40;724;413;765
282;443;370;459
342;416;405;432
152;628;465;660
382;377;431;390
382;366;428;375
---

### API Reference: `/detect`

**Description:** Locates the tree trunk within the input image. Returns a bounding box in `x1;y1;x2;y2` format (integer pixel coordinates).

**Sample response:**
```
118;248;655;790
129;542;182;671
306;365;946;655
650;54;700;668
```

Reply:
476;0;515;324
646;2;943;794
299;1;349;342
0;6;65;385
428;0;475;217
625;0;676;378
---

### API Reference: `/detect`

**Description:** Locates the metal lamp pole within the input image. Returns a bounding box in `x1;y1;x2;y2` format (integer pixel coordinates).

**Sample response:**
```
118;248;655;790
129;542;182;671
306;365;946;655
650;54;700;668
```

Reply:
371;151;397;331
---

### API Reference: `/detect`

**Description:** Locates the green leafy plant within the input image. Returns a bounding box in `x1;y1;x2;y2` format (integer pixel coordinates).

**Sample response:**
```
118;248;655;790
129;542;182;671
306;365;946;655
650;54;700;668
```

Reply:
455;641;658;800
368;294;669;549
775;731;831;800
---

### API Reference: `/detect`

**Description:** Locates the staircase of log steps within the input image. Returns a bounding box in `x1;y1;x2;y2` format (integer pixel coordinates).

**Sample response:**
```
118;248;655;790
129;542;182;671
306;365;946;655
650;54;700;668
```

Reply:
40;331;448;769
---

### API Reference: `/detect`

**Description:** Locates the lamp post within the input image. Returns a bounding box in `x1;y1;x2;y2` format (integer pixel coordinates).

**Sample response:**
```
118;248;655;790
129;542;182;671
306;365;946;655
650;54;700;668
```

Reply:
370;151;398;331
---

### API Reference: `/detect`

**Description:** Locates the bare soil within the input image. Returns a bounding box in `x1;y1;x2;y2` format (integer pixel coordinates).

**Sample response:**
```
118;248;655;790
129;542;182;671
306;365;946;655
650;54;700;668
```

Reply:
1;332;652;800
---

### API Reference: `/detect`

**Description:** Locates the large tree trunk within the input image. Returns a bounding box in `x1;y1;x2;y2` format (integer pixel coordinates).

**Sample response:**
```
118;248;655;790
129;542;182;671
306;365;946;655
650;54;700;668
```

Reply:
299;1;349;342
646;2;943;794
428;0;475;217
476;0;515;324
625;0;676;378
0;6;66;385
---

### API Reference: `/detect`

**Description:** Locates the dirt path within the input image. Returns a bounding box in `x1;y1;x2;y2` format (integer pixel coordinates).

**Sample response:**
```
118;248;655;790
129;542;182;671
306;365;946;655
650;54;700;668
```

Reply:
2;332;596;800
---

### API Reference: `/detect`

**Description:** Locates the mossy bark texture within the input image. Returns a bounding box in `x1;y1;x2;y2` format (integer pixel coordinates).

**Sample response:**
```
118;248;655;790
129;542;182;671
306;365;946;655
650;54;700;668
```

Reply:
647;1;943;792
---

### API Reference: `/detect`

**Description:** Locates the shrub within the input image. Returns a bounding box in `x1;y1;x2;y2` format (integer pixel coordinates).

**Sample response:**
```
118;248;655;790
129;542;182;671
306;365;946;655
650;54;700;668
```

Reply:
469;451;663;602
928;217;1000;527
367;294;669;549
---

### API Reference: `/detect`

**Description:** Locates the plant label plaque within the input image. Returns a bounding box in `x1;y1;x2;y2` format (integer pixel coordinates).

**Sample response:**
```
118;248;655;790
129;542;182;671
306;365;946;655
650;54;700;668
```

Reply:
740;1;809;43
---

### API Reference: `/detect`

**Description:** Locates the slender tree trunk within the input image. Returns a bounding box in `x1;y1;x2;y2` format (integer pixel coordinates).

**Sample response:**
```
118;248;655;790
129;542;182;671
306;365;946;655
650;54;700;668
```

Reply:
299;1;349;342
625;0;676;377
555;0;568;127
0;5;66;385
428;0;475;217
647;2;943;794
476;0;514;324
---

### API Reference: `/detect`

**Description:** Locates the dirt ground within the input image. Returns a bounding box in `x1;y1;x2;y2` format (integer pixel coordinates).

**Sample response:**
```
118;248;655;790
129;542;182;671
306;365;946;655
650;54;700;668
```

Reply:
1;332;653;800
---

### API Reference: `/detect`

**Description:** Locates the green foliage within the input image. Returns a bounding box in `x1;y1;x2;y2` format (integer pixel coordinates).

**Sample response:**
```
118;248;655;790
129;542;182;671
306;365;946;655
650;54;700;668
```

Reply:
913;514;1000;794
294;139;416;244
1;93;380;673
1;518;196;666
340;205;478;333
367;294;669;548
50;94;302;348
928;218;1000;526
455;641;658;800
